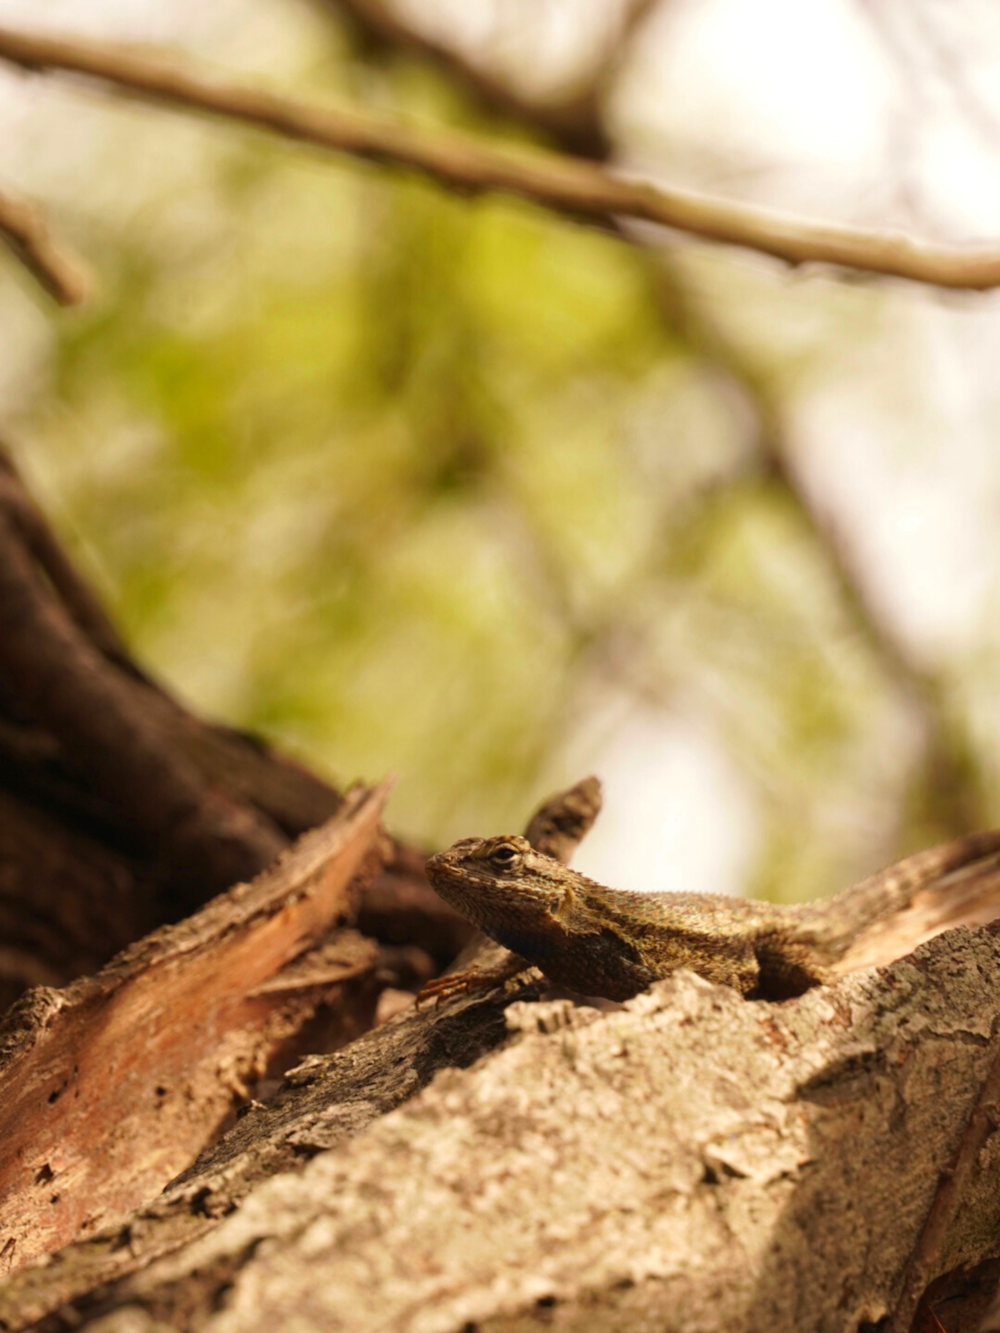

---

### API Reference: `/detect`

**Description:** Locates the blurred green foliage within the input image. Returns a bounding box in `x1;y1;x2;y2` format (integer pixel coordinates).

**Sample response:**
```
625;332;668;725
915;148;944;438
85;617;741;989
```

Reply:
4;24;960;899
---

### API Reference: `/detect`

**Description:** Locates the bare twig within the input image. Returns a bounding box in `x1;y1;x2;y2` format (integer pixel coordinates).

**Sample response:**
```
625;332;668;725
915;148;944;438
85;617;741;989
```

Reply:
3;24;1000;288
0;184;88;304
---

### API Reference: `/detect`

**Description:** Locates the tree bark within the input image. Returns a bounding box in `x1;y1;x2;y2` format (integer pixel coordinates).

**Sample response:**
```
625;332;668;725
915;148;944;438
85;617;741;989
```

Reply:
2;927;1000;1332
0;784;388;1278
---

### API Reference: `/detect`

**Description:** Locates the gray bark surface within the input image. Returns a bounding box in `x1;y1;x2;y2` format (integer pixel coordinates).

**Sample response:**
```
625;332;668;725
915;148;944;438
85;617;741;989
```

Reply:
4;926;1000;1332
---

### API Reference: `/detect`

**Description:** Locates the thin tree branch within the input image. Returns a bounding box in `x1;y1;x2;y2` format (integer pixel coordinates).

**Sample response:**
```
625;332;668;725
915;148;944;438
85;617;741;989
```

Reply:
0;184;88;304
3;24;1000;289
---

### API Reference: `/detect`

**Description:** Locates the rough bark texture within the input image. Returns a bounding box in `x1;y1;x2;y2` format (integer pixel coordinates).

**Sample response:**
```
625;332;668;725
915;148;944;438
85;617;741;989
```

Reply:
0;787;147;1007
2;926;1000;1332
0;783;388;1279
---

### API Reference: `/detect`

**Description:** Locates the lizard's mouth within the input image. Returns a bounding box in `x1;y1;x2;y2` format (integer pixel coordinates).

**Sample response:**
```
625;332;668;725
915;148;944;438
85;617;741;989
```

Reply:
423;853;500;932
424;852;475;904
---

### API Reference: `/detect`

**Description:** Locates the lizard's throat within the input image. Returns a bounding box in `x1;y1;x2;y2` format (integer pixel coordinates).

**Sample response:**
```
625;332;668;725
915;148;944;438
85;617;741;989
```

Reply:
425;865;491;927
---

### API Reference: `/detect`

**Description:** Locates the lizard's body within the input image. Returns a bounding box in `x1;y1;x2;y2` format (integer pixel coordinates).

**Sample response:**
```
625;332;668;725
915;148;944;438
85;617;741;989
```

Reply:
423;831;1000;1003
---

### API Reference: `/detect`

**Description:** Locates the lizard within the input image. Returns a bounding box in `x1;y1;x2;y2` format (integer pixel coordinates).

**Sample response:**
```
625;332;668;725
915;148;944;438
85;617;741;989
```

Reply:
419;825;1000;1004
423;776;605;1000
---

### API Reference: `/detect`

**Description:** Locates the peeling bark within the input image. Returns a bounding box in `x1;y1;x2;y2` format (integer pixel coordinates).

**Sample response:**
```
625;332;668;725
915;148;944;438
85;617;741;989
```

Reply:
3;927;1000;1332
0;784;388;1278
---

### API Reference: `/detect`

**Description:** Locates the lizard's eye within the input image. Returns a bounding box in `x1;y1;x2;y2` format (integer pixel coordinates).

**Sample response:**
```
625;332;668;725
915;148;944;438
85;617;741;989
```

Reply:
488;843;521;870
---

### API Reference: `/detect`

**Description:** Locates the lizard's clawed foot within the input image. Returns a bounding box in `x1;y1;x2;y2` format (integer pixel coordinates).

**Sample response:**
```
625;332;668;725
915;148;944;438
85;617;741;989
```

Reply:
416;946;532;1008
415;968;483;1007
416;951;532;1007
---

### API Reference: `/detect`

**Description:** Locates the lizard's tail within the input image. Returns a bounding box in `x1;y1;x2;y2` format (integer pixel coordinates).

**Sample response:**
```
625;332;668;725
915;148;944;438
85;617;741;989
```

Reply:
804;829;1000;977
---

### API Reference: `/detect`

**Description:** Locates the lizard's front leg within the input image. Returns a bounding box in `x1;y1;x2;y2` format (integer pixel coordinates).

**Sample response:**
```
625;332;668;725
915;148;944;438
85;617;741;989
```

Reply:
416;946;531;1006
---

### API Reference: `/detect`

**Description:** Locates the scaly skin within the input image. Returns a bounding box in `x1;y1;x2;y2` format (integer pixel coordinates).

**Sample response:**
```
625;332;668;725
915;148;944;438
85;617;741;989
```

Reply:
424;830;1000;1003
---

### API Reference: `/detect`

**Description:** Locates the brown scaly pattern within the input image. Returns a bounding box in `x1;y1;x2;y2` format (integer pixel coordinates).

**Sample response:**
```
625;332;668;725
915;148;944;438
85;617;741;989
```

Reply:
422;829;1000;1003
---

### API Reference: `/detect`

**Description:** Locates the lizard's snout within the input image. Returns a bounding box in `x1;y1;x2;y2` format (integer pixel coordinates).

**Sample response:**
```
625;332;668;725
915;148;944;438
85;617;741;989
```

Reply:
425;849;452;879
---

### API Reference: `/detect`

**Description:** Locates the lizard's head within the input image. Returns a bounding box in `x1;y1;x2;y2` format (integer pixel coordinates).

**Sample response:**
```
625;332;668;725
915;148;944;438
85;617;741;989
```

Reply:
425;835;569;937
